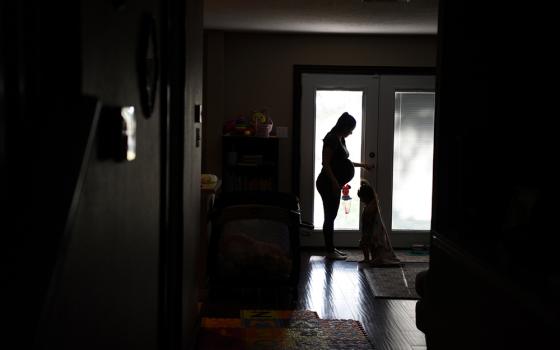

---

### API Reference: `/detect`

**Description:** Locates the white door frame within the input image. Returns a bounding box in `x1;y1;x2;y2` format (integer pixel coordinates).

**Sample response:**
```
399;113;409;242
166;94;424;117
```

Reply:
300;73;379;247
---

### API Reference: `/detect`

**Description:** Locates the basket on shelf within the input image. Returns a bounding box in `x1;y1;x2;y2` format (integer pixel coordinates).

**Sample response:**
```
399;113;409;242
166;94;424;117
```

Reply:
255;121;273;137
252;110;273;137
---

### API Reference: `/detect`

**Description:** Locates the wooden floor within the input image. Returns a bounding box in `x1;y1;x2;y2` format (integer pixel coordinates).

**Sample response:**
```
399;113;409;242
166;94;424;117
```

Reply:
199;249;427;350
296;250;426;350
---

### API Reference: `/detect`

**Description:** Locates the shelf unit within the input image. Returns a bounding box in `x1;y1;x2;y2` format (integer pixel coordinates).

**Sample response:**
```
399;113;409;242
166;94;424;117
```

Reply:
222;136;279;192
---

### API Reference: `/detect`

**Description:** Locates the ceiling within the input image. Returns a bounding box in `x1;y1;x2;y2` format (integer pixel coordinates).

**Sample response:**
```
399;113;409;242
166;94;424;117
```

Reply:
204;0;439;35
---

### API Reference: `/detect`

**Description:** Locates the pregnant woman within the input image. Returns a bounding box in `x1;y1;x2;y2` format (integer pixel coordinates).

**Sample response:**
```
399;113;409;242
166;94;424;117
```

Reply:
316;112;372;260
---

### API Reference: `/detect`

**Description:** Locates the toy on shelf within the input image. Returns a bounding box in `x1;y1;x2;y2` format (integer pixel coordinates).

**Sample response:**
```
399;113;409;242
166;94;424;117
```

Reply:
223;115;255;136
251;110;273;138
223;110;273;137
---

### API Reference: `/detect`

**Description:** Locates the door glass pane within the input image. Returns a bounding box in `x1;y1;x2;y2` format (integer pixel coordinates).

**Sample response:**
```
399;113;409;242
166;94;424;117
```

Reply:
392;92;435;230
314;90;363;230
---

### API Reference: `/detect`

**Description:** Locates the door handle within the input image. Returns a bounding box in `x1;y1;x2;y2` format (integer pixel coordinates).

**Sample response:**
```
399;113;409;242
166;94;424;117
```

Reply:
369;152;376;158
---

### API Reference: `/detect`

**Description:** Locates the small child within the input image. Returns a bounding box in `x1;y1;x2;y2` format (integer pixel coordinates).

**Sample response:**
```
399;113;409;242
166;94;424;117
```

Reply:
357;180;401;267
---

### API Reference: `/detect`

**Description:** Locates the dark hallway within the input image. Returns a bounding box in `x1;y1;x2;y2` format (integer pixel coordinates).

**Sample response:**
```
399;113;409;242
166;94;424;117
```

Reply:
2;1;559;350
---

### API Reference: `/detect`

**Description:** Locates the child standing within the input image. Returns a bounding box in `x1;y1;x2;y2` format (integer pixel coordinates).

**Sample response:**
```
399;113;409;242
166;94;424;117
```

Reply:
357;180;401;266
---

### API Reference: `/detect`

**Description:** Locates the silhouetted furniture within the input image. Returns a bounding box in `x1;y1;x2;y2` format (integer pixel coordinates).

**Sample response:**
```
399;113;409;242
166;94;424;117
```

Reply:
222;136;279;192
414;269;429;337
206;192;301;306
198;180;221;288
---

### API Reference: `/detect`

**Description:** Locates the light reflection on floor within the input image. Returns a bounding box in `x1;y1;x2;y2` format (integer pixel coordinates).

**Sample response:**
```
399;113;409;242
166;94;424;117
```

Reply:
302;255;365;320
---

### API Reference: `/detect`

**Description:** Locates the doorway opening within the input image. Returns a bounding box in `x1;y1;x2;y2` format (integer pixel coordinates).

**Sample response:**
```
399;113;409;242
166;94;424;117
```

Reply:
296;68;435;248
313;90;364;231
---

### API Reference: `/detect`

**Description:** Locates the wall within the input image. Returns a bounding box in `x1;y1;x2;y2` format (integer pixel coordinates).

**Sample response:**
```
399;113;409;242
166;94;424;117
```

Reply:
2;0;204;348
181;0;204;345
43;1;161;349
421;0;559;348
2;2;83;346
203;31;437;192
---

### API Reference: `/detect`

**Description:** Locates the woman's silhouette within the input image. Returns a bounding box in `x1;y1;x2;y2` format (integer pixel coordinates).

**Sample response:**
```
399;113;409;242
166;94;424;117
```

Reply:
315;112;371;259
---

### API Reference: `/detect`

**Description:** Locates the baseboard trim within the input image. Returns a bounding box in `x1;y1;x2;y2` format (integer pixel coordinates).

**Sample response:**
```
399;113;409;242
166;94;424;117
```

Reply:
300;230;430;249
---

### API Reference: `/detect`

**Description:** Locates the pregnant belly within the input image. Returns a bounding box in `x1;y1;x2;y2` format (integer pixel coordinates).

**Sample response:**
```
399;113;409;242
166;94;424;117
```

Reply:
336;159;355;185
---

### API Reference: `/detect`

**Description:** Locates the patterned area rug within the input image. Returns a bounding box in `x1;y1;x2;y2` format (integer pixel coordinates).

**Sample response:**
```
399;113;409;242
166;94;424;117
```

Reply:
340;249;430;263
363;262;428;299
197;309;374;349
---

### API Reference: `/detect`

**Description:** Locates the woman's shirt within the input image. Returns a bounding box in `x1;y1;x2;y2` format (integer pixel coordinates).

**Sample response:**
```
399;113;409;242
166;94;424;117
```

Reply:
322;132;354;185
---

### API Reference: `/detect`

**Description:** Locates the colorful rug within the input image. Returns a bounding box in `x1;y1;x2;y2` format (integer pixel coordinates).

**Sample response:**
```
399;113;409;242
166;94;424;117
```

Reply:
340;249;429;263
363;262;428;299
197;309;374;349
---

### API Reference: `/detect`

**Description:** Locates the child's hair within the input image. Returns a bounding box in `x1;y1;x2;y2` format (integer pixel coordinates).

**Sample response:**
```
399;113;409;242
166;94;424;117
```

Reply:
357;180;375;202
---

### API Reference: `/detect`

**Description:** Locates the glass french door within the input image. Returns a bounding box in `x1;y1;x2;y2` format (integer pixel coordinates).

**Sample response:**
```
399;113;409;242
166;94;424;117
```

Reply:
300;73;435;248
377;75;436;247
